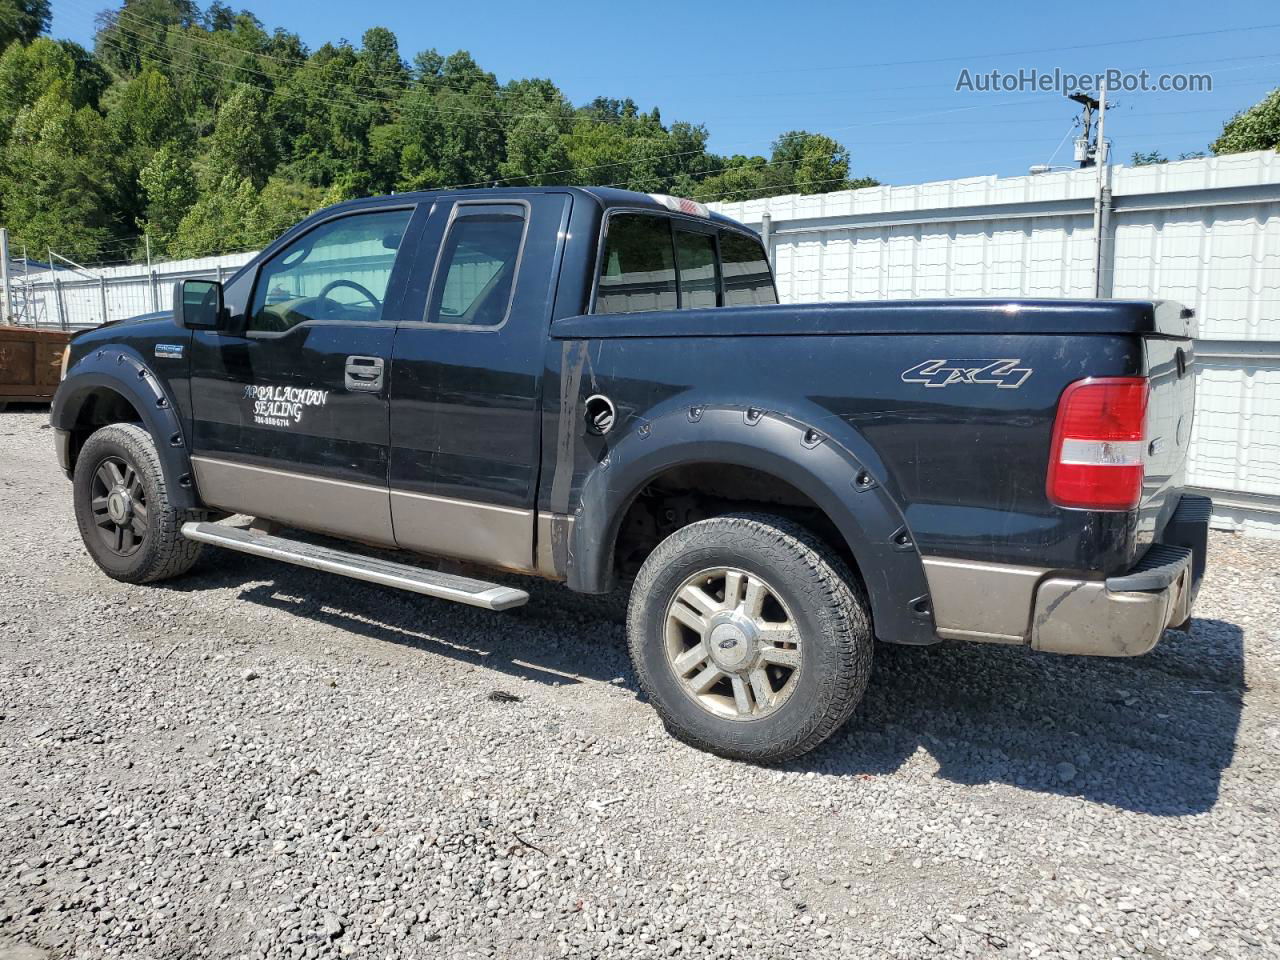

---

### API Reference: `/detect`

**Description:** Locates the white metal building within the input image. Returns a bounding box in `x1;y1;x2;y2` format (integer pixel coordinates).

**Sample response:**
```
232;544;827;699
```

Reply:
710;151;1280;537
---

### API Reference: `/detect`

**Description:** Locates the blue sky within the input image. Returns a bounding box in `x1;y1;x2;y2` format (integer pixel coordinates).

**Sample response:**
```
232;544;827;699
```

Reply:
50;0;1280;186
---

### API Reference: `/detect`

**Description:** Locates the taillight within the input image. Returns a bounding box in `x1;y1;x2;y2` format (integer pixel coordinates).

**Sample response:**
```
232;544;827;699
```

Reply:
1047;377;1148;510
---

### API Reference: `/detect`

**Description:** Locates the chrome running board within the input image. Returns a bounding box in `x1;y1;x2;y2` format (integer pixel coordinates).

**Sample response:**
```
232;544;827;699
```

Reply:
181;522;529;611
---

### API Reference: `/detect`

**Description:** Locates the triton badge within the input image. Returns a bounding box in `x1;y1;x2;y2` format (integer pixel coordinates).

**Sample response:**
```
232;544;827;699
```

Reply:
154;343;184;360
901;359;1032;389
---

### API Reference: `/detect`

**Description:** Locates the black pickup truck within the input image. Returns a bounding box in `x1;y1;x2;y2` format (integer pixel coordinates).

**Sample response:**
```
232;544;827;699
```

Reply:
52;187;1210;763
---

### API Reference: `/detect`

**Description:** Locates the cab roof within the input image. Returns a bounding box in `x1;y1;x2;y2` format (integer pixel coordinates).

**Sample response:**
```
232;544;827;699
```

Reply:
326;185;750;232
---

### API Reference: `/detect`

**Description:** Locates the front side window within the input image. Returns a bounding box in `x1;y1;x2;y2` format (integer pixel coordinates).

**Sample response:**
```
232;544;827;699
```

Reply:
719;230;777;306
675;230;719;308
427;205;527;326
595;214;677;314
248;209;412;333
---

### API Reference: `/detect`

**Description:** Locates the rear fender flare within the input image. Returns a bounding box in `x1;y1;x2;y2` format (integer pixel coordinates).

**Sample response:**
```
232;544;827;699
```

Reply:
51;346;200;510
569;405;936;645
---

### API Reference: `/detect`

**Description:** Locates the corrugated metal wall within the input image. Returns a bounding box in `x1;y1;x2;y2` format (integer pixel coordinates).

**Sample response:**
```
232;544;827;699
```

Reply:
710;150;1280;537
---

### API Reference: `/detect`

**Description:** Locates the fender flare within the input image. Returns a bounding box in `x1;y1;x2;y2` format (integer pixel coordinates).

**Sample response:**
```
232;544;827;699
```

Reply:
51;346;201;511
569;405;937;646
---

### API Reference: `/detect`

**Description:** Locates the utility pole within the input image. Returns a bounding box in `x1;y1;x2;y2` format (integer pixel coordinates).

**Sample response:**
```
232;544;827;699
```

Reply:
145;233;157;312
1091;78;1110;298
1068;92;1101;168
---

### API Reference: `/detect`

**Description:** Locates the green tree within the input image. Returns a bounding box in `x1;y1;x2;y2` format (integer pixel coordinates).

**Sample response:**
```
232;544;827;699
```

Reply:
270;41;371;190
205;85;274;187
398;49;502;190
498;78;573;186
766;130;850;193
0;90;118;259
0;37;106;139
563;98;711;193
0;0;50;49
688;132;875;203
137;140;196;253
1211;88;1280;155
94;0;199;77
170;171;258;256
1131;150;1168;166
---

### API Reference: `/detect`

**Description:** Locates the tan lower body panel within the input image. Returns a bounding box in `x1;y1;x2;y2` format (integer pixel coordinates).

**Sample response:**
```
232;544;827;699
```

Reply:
922;556;1048;644
191;456;572;579
390;489;535;573
190;456;396;546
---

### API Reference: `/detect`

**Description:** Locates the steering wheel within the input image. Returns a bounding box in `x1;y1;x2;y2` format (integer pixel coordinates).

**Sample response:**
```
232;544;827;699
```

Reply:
317;278;381;310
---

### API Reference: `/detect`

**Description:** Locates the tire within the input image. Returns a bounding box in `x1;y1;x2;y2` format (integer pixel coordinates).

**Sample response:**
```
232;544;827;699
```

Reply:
626;512;873;764
72;422;203;584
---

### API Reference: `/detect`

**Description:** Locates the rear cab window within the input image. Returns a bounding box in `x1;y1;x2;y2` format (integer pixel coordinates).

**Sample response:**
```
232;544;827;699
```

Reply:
595;215;677;315
593;211;776;315
720;230;778;307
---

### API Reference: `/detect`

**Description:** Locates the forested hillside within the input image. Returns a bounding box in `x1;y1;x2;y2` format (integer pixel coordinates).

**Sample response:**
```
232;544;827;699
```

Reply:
0;0;877;264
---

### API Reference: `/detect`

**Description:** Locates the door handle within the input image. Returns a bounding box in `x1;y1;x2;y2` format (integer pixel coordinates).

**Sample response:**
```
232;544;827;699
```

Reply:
345;356;384;393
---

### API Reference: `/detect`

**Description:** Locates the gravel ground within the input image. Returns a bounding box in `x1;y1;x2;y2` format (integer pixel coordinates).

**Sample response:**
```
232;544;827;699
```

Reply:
1;406;1278;960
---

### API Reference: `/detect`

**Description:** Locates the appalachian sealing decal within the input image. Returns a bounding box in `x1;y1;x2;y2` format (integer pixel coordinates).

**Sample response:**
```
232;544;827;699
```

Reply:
901;359;1032;389
244;384;329;427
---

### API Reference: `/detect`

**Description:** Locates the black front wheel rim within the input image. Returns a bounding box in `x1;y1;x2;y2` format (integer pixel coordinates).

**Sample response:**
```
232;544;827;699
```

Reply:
89;455;148;557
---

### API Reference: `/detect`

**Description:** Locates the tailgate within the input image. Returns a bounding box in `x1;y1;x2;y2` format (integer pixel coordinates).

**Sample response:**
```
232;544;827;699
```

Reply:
1140;303;1197;548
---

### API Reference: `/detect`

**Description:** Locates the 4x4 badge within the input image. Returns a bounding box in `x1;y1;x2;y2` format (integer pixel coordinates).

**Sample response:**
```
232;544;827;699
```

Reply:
901;358;1032;389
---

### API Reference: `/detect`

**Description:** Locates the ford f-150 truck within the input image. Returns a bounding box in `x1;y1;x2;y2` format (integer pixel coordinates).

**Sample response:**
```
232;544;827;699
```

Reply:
52;187;1210;763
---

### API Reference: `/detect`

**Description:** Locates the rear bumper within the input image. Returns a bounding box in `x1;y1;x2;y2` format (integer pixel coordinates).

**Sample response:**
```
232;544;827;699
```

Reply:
923;494;1211;657
1031;494;1210;657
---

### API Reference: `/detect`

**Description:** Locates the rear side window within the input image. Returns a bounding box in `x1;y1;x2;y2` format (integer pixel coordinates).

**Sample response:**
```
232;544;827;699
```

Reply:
428;204;527;326
595;215;677;314
675;230;719;309
720;231;777;306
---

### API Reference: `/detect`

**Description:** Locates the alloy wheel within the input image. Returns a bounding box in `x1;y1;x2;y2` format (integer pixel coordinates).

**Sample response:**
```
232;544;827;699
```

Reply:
89;455;148;557
664;567;802;720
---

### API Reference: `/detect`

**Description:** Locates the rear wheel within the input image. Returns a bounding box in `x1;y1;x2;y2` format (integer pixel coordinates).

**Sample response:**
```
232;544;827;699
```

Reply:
627;512;873;763
73;423;203;583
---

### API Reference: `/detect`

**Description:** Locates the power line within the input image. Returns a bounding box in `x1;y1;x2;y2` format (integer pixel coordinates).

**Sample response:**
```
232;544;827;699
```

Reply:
578;22;1280;81
89;0;1280;89
81;0;1280;117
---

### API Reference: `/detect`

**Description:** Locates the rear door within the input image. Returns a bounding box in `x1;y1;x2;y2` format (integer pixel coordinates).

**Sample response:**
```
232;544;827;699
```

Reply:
388;193;572;571
188;204;422;544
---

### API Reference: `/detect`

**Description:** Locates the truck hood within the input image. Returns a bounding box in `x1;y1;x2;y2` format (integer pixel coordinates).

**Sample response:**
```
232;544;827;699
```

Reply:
71;310;176;343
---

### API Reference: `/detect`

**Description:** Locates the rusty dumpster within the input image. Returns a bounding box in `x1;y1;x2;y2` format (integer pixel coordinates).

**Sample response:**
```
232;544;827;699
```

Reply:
0;325;70;409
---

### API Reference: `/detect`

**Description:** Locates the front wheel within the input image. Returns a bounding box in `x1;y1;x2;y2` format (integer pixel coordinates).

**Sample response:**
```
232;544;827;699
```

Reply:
72;423;203;584
626;513;873;764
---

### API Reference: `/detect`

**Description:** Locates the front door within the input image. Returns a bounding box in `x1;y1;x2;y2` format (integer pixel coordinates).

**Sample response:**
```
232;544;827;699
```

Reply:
188;204;420;545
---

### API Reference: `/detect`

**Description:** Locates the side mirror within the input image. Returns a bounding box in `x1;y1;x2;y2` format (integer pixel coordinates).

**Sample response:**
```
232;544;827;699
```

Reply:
173;279;226;331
